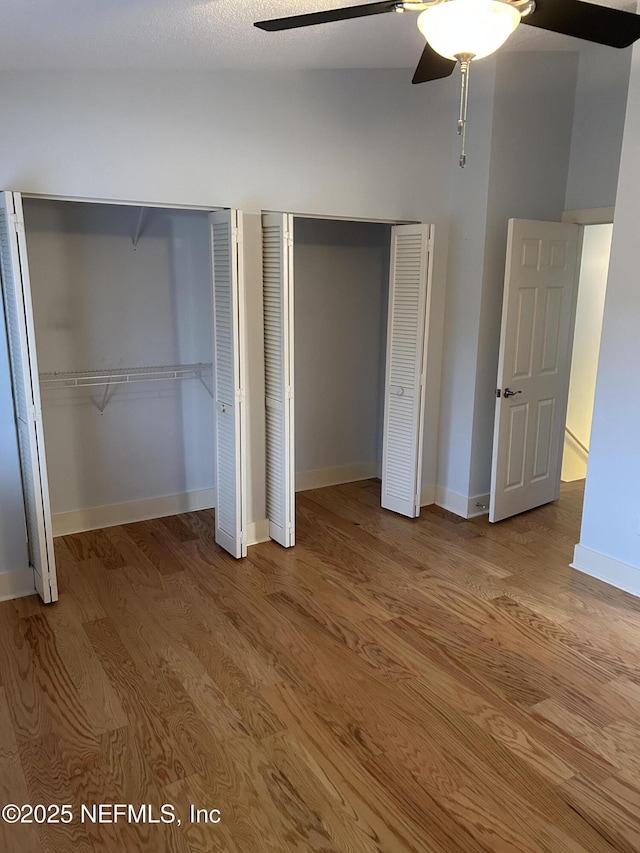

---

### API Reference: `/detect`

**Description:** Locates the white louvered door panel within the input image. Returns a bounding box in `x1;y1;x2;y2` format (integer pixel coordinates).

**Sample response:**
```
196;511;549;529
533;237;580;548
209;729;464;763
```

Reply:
210;209;247;558
0;191;57;602
381;224;433;518
262;213;295;547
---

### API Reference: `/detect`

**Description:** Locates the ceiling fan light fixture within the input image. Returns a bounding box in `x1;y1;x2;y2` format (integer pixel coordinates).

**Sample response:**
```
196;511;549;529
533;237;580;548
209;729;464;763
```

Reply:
417;0;521;61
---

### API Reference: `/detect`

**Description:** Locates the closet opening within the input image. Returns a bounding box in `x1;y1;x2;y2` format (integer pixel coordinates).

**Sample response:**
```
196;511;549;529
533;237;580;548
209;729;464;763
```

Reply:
294;217;392;492
24;198;216;539
0;190;247;602
262;212;434;548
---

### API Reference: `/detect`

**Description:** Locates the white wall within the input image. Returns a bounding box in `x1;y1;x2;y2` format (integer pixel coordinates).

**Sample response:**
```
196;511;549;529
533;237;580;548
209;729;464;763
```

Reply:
436;58;497;511
562;223;611;482
565;43;632;212
23;200;214;521
436;52;579;514
0;70;453;222
293;218;390;485
574;41;640;592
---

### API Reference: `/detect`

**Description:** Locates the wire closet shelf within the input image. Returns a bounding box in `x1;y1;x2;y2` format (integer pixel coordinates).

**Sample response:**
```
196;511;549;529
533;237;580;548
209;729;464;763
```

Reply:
39;363;213;389
39;363;213;413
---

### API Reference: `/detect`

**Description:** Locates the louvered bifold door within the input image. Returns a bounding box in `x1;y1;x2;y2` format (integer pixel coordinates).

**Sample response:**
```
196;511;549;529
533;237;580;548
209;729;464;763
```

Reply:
0;191;58;602
381;223;433;518
262;213;295;547
210;210;247;558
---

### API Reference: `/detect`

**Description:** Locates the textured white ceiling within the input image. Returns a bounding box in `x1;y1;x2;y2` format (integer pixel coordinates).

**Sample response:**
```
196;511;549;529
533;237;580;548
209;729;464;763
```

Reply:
0;0;633;70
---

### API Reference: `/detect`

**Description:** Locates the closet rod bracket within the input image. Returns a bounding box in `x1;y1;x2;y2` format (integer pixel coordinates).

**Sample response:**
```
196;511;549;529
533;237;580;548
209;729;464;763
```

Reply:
95;380;113;414
196;372;214;399
132;207;146;250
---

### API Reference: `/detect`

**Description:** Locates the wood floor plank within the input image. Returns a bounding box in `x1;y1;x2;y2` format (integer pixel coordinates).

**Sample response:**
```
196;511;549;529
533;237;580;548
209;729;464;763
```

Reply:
63;528;127;571
259;730;387;853
0;688;41;853
359;616;576;784
52;541;107;623
16;733;96;853
42;603;128;736
261;680;472;853
161;571;283;689
3;479;640;851
83;618;194;788
560;774;640;853
119;521;192;577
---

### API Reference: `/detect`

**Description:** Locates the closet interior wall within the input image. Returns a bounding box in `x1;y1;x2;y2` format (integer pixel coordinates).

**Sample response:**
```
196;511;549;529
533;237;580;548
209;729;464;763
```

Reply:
22;199;215;533
293;217;391;490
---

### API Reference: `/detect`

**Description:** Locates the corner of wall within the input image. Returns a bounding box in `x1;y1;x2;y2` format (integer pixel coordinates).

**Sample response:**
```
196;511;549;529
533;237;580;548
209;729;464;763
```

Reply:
572;543;640;599
435;486;489;519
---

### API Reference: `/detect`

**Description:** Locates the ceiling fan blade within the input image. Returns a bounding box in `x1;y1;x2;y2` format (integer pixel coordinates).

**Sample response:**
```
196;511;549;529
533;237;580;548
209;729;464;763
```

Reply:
412;42;456;84
255;1;399;31
522;0;640;49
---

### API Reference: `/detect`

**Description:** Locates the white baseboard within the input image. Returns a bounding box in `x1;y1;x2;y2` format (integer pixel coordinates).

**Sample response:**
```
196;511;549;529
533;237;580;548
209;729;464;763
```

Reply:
435;486;490;519
420;482;436;507
247;518;270;546
52;488;216;536
436;486;468;518
296;462;378;492
0;568;36;602
572;544;640;598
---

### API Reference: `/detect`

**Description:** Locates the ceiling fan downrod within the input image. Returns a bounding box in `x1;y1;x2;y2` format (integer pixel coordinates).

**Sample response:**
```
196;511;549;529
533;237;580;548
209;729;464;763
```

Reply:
456;53;473;168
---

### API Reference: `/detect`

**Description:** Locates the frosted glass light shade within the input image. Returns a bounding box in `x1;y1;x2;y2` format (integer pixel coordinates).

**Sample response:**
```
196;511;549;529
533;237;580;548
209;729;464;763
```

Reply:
417;0;521;61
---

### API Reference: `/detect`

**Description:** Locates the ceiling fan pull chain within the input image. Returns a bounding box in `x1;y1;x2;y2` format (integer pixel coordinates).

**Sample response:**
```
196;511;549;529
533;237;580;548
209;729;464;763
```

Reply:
456;54;472;168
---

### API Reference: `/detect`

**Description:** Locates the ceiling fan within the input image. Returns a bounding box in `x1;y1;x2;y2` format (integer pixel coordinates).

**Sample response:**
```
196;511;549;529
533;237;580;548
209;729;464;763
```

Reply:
254;0;640;166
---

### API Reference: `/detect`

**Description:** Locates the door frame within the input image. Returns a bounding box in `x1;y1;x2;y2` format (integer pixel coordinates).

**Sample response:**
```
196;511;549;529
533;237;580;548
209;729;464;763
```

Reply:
561;205;614;504
488;207;614;523
261;210;435;545
562;206;615;492
22;192;224;213
1;191;244;589
561;207;614;226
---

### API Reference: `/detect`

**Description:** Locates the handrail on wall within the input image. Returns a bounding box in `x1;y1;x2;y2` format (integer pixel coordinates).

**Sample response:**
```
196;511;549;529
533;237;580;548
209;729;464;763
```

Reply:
565;426;589;457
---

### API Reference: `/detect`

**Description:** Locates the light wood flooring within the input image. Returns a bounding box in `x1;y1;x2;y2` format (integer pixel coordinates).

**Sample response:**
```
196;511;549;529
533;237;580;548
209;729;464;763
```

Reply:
3;480;640;851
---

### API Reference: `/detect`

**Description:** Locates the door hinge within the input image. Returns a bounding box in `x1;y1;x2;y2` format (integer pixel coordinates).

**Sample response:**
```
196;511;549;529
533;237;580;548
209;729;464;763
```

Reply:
285;385;293;400
9;213;24;233
428;238;434;252
284;231;293;248
495;388;501;398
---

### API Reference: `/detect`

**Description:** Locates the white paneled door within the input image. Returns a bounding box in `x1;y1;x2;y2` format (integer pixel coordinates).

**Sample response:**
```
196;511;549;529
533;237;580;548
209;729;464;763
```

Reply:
262;213;295;548
0;191;58;602
381;224;434;518
210;210;247;558
490;218;580;523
